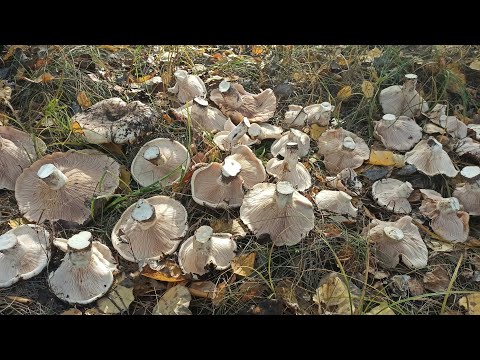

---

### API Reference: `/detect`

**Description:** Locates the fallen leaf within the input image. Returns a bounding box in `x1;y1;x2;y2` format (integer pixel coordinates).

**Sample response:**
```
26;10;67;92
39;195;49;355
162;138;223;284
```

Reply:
336;86;352;102
101;143;124;156
163;113;174;124
361;80;375;98
61;308;83;315
369;150;405;167
248;299;284;315
469;60;480;71
313;272;356;315
6;296;33;304
188;281;216;299
231;252;256;277
318;223;342;238
98;45;128;52
212;281;228;307
459;293;480;315
71;121;84;134
97;285;135;314
238;281;266;302
118;166;131;193
152;285;192;315
423;267;450;293
84;308;104;315
76;91;92;109
275;279;311;314
365;303;395;315
8;218;27;229
129;73;155;84
142;260;188;282
209;218;247;238
31;73;55;83
425;239;455;252
3;45;28;61
408;277;425;296
252;45;264;56
211;53;224;61
367;47;382;59
309;124;328;140
0;81;12;104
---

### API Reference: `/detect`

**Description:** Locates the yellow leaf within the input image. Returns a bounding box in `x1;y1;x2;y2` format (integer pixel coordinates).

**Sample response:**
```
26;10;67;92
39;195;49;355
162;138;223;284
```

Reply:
71;121;84;134
231;252;256;277
129;73;155;84
61;308;83;315
313;273;355;315
118;166;131;193
336;86;352;102
365;303;395;315
3;45;29;61
212;281;227;307
153;285;192;315
361;80;375;99
76;91;92;109
459;293;480;315
0;81;12;104
97;285;135;314
367;47;382;59
141;261;188;282
8;218;27;229
335;55;349;68
98;45;128;52
309;124;328;141
210;218;247;238
368;150;405;167
252;45;264;56
35;73;55;83
469;60;480;71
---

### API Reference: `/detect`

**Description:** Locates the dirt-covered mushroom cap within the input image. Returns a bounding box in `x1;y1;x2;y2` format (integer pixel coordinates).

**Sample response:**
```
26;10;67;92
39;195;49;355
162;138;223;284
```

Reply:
283;102;334;128
70;98;157;145
240;181;314;246
214;117;256;151
365;216;428;269
405;137;458;177
247;123;283;140
168;69;207;104
266;142;312;191
0;224;50;288
325;168;362;195
317;128;370;175
111;196;188;263
226;145;266;189
49;231;117;304
131;138;190;187
173;97;227;133
0;126;46;190
15;150;120;225
271;128;310;158
373;114;422;151
372;178;413;214
314;190;358;217
178;225;237;275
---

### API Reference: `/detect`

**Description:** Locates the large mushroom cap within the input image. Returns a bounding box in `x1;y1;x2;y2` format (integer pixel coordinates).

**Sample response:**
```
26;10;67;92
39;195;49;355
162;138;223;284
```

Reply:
111;196;188;263
314;190;358;217
317;128;370;174
247;122;283;140
271;128;310;158
0;224;50;288
427;104;467;139
131;138;190;187
240;181;314;246
168;70;206;104
405;137;458;177
226;145;266;189
15;149;120;225
373;114;422;151
372;178;413;214
71;98;157;145
174;98;227;133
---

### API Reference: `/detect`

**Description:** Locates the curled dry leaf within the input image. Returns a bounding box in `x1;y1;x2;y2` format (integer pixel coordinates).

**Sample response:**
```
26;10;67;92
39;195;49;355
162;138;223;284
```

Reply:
231;252;256;277
459;293;480;315
141;260;189;282
97;285;135;314
337;86;352;102
212;281;228;307
209;218;247;238
152;285;192;315
77;91;92;109
365;303;395;315
61;308;83;315
423;267;450;293
188;281;216;299
361;80;375;99
313;273;357;315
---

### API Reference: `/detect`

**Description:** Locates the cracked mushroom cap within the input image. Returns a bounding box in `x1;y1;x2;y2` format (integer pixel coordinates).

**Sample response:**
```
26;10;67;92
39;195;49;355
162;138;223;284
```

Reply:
283;102;334;128
314;190;358;217
214;117;256;151
240;181;314;246
15;150;120;225
71;98;156;145
111;196;188;262
178;225;237;275
131;138;190;187
168;69;207;104
247;122;283;140
372;178;413;214
226;145;266;189
325;168;362;195
373;114;422;151
405;137;458;177
379;74;429;118
365;216;428;269
0;224;50;288
266;142;312;191
317;128;370;175
174;97;227;133
49;231;117;304
271;128;310;158
0;126;46;190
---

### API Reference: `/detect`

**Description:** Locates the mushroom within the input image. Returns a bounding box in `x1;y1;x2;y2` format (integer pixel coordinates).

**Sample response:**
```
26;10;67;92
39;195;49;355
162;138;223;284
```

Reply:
178;225;237;275
131;138;191;187
49;231;117;304
271;128;310;158
15;150;120;225
468;124;480;140
314;190;358;217
405;137;458;177
213;117;257;151
174;97;227;133
426;104;468;139
455;137;480;164
379;74;429;117
0;126;46;190
70;98;157;144
247;122;283;141
283;102;334;128
373;114;422;151
453;166;480;216
210;81;277;123
364;216;428;269
226;145;266;189
371;178;413;214
168;69;207;104
240;181;314;246
325;168;362;195
111;196;188;262
0;224;50;288
266;142;312;191
317;128;370;174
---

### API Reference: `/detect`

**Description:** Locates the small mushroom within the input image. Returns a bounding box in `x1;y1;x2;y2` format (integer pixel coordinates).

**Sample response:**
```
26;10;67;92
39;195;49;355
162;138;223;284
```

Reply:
247;122;283;140
314;190;358;217
373;114;422;151
240;181;314;246
453;166;480;216
178;225;237;275
168;69;207;104
131;138;191;187
174;97;227;133
405;137;458;177
371;178;413;214
226;145;266;189
283;102;334;128
364;216;428;269
317;128;370;174
213;117;256;151
0;224;50;288
325;168;362;195
111;196;188;262
49;231;117;304
379;74;429;118
266;142;311;191
426;104;468;139
271;128;310;158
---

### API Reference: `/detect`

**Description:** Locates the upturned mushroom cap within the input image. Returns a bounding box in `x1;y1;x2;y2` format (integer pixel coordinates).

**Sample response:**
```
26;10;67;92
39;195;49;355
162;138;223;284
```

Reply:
131;138;191;187
373;114;422;151
317;128;370;174
70;98;157;144
48;231;117;304
15;149;120;225
266;142;312;191
314;190;358;217
0;224;50;288
405;137;458;177
214;118;256;151
247;123;283;140
240;181;314;246
283;102;334;128
453;182;480;216
371;178;413;214
111;196;188;262
178;225;237;275
152;285;192;315
226;145;266;189
168;70;207;104
174;98;227;133
271;128;310;157
325;168;362;195
365;216;428;269
0;126;46;190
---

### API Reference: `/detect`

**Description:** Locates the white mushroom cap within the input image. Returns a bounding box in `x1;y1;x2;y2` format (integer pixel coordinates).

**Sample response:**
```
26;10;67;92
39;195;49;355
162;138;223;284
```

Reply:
427;104;467;139
131;138;191;187
247;123;283;140
379;74;428;117
373;114;422;151
282;102;335;128
175;100;227;133
178;225;237;275
111;196;188;262
461;166;480;180
469;124;480;140
325;168;362;195
314;190;358;217
271;128;310;157
174;69;188;80
0;224;50;288
226;145;266;189
372;178;413;214
152;285;192;315
453;182;480;216
168;71;206;104
405;137;458;177
214;118;256;151
240;181;314;246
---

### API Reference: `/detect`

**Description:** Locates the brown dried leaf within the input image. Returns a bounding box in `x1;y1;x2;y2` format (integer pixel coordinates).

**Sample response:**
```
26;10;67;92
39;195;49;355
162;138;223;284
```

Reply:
336;86;352;102
188;281;216;299
153;285;192;315
6;296;33;304
209;218;247;238
61;308;83;315
469;60;480;71
361;80;375;99
3;45;29;61
309;124;328;140
231;252;256;277
318;223;342;238
76;91;92;109
365;303;395;315
212;281;228;307
313;273;356;315
0;81;12;104
238;281;266;302
141;260;189;282
33;73;55;83
423;266;450;292
459;293;480;315
97;285;135;314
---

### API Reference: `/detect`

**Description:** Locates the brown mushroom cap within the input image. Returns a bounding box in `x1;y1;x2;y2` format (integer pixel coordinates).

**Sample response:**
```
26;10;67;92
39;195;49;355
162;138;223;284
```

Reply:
271;128;310;157
227;145;266;189
314;190;358;217
453;182;480;216
174;97;227;133
131;138;190;187
111;196;188;262
373;114;422;151
372;178;413;214
405;137;458;177
168;70;207;104
15;149;120;224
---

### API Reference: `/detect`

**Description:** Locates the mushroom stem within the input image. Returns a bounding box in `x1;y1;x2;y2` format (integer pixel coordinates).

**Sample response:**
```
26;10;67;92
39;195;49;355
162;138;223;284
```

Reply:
221;158;242;183
287;129;301;143
67;231;93;267
219;80;231;93
192;226;213;252
275;181;294;209
0;233;18;251
382;114;397;126
285;142;299;171
426;137;442;151
143;146;167;165
37;164;68;190
437;197;460;213
342;137;356;151
226;118;250;149
396;182;413;198
131;199;157;229
404;74;418;92
383;226;404;241
316;102;333;125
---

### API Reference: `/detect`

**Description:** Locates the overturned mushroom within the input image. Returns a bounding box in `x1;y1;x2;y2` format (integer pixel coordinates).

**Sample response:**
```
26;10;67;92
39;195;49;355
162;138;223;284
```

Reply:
168;69;207;104
240;181;314;246
0;224;50;288
226;145;266;188
214;117;256;151
283;102;334;128
111;196;188;262
372;178;413;214
373;114;422;151
405;137;458;177
247;122;283;141
426;104;467;139
379;74;428;117
325;168;362;195
174;97;227;133
314;190;358;217
271;128;310;158
453;166;480;216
